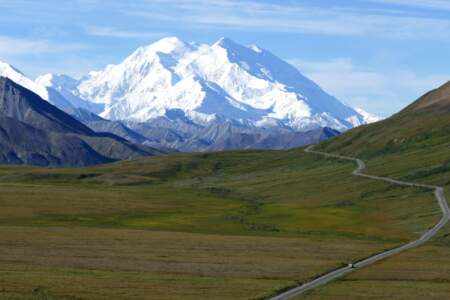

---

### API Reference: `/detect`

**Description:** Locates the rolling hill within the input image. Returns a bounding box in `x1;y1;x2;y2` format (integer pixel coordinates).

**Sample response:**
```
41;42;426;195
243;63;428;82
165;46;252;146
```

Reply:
318;80;450;186
300;80;450;300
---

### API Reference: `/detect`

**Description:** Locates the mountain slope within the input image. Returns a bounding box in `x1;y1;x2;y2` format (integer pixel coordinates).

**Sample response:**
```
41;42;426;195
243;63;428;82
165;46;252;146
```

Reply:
0;116;110;166
318;80;450;185
43;37;376;132
127;118;340;152
0;64;155;147
299;84;450;299
36;73;104;113
403;81;450;113
0;77;164;166
0;61;75;111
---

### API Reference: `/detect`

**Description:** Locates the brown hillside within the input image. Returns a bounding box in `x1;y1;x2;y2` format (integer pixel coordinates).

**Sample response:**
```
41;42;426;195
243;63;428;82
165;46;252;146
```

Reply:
404;81;450;113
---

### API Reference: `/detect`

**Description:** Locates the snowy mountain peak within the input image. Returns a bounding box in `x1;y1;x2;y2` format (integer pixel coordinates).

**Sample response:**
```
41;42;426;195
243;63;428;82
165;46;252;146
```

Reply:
131;36;192;61
32;37;378;132
35;73;54;86
0;61;50;102
213;37;258;55
214;37;237;47
150;36;186;51
0;61;24;76
36;73;78;89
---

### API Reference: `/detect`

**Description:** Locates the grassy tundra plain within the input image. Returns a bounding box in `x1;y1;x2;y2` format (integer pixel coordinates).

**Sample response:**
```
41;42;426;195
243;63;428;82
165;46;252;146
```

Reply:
0;145;444;300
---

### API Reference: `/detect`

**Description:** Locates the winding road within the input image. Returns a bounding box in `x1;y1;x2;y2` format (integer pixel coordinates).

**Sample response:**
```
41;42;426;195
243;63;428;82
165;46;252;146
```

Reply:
269;145;450;300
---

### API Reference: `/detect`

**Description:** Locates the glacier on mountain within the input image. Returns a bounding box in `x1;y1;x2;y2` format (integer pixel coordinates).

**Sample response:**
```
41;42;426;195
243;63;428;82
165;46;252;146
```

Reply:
0;37;380;152
34;37;376;132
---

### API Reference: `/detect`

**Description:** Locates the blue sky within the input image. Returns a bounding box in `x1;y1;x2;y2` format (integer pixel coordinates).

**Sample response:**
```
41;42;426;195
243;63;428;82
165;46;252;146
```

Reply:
1;0;450;116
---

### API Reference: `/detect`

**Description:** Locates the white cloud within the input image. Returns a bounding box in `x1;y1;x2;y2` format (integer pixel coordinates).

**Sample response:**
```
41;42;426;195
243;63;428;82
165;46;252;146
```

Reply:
2;1;449;39
86;26;165;39
289;58;449;116
370;0;450;10
0;36;85;57
0;35;99;79
127;0;450;39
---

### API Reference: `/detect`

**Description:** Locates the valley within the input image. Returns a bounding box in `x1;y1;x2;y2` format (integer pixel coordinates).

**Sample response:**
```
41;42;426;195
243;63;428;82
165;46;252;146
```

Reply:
0;7;448;298
0;140;446;299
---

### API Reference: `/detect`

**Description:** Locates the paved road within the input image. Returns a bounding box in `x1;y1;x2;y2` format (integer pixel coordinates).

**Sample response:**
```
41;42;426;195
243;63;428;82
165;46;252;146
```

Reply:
269;145;450;300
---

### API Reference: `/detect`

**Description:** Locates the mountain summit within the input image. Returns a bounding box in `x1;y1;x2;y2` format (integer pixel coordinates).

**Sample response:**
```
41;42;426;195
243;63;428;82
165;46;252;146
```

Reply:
41;37;376;132
0;38;380;151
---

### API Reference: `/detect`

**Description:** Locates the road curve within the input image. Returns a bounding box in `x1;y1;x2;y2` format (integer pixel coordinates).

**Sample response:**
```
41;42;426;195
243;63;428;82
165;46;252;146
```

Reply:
269;145;450;300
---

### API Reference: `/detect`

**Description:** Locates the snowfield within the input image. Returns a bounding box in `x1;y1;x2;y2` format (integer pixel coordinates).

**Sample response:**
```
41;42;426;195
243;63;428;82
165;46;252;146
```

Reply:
1;37;379;134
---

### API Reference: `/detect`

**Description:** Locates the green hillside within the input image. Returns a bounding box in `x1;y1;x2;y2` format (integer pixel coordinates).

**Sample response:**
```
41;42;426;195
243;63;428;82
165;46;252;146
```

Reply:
299;82;450;300
318;81;450;187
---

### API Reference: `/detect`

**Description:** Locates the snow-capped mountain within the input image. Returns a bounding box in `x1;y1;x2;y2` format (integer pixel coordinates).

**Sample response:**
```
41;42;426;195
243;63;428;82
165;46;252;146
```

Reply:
0;62;153;146
0;61;104;114
0;76;164;166
40;37;376;132
0;61;76;111
354;107;381;123
0;37;380;151
36;73;103;113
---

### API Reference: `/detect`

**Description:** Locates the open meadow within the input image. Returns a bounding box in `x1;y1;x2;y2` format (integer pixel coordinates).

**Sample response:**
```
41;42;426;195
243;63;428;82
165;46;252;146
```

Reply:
0;147;444;299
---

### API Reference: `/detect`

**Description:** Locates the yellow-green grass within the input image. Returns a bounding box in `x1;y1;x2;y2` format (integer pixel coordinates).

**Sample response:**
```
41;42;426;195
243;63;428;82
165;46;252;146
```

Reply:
295;241;450;300
295;277;450;300
0;226;392;300
319;112;450;188
300;109;450;299
0;148;443;299
0;149;440;241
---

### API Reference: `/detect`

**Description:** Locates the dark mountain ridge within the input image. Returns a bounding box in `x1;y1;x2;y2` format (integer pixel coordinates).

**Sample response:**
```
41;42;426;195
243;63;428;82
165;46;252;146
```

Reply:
0;77;164;166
